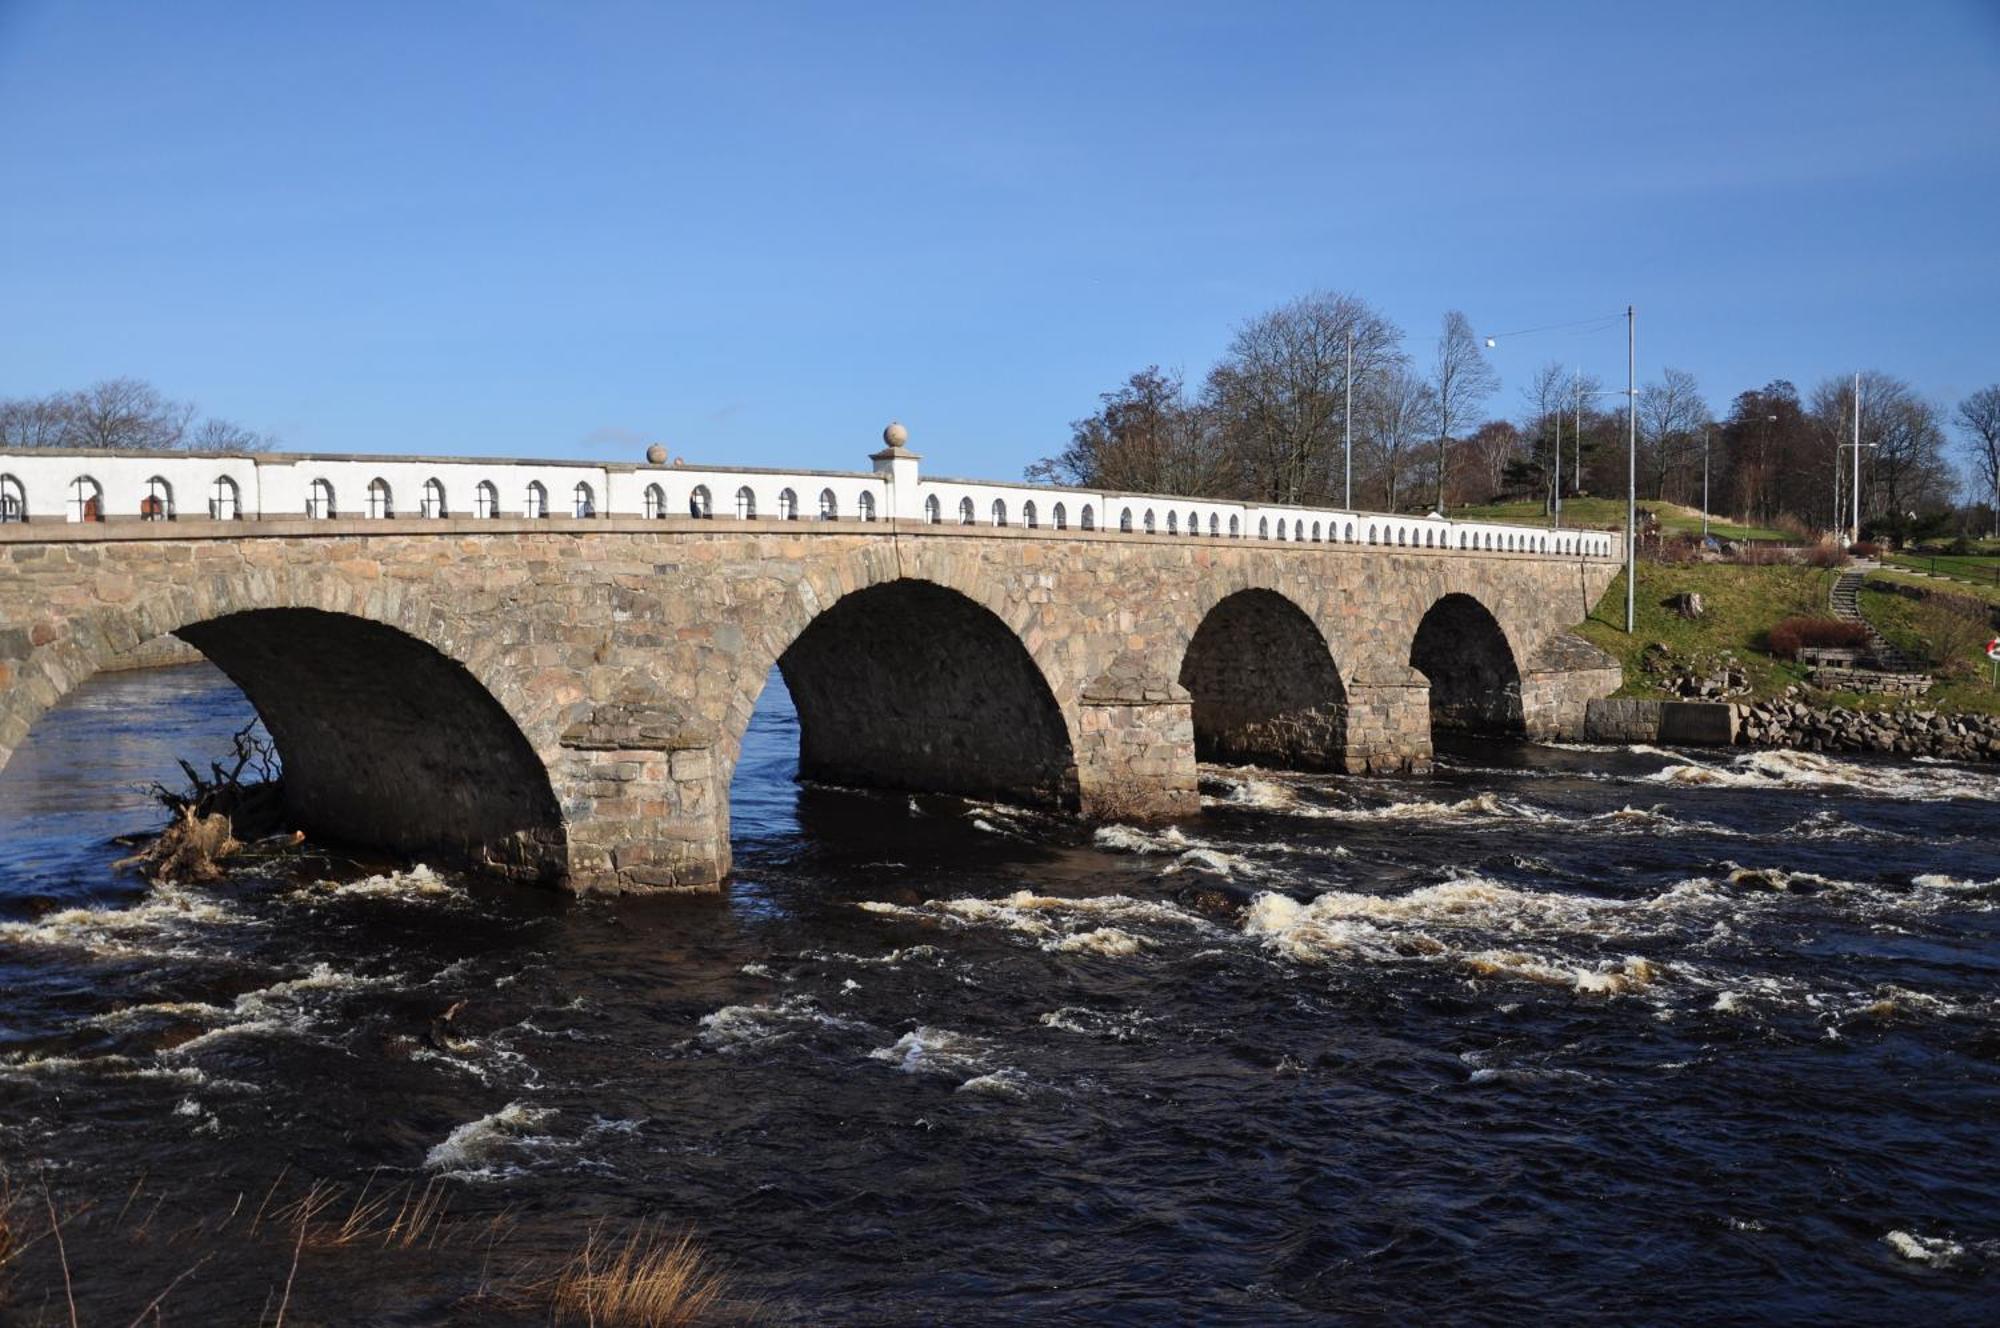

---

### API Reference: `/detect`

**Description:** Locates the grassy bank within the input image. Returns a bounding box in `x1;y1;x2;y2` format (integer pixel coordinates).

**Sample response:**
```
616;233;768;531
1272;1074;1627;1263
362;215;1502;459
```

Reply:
1573;562;1834;698
1863;565;2000;608
1572;560;2000;716
1458;497;1788;543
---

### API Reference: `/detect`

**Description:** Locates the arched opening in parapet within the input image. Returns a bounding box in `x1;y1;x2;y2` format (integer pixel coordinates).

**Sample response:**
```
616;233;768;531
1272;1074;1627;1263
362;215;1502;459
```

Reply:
1178;589;1347;771
1408;593;1524;738
732;580;1079;844
0;610;567;884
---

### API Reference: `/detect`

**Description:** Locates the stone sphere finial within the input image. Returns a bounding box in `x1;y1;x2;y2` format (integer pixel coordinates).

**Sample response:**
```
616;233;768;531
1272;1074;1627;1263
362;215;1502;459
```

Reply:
883;421;909;449
645;443;668;465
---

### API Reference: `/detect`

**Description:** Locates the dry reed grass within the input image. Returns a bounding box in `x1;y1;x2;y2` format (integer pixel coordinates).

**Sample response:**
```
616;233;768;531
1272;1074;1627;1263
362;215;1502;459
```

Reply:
266;1175;453;1252
548;1222;735;1327
3;1173;743;1326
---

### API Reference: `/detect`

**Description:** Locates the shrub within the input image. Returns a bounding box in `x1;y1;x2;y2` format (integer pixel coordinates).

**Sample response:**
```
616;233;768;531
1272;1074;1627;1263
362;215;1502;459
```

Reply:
1849;541;1882;559
1644;534;1701;566
1731;543;1796;566
1774;513;1818;543
1910;598;1992;677
1767;616;1870;660
1802;541;1850;569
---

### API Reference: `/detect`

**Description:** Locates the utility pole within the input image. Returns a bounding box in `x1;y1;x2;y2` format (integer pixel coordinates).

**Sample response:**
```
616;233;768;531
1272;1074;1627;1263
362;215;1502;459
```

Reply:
1850;371;1862;547
1343;327;1354;511
1574;365;1584;494
1625;305;1637;633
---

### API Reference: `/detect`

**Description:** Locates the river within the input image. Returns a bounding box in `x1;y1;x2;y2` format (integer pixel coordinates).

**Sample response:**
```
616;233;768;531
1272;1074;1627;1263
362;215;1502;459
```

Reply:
2;662;1996;1325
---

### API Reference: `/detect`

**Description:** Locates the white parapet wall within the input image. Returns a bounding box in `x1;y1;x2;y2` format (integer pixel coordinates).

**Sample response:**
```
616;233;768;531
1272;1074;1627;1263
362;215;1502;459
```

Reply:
0;445;1620;560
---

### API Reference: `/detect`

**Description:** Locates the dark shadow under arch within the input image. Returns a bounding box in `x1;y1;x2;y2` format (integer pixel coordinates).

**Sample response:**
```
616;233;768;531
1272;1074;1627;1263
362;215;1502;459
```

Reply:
1408;593;1524;736
1178;589;1347;769
174;608;566;882
774;580;1078;808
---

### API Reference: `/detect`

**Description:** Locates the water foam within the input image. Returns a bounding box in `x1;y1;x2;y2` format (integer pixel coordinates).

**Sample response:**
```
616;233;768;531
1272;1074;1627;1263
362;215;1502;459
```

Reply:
868;1025;995;1078
1242;883;1668;996
857;889;1217;955
424;1100;558;1172
1883;1230;1965;1267
697;996;873;1051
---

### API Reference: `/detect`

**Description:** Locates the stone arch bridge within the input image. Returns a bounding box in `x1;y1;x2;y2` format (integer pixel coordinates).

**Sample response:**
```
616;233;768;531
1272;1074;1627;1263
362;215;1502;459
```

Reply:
0;518;1620;893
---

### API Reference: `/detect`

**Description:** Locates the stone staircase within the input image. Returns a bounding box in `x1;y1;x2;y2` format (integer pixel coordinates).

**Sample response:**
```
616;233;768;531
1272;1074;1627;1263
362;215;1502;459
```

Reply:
1830;561;1923;674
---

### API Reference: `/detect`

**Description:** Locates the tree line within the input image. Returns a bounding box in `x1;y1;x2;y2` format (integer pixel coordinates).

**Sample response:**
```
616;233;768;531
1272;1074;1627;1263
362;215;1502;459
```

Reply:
1030;291;2000;541
0;378;276;453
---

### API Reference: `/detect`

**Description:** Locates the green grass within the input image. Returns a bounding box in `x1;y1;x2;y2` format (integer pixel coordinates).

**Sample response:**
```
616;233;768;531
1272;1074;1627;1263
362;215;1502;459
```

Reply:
1863;566;2000;608
1573;561;1835;700
1858;587;2000;716
1457;497;1788;543
1882;551;2000;590
1566;559;2000;716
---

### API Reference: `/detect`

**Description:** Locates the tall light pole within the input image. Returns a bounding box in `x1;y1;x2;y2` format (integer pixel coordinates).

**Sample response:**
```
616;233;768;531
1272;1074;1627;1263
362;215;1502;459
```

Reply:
1850;370;1863;547
1574;366;1585;494
1343;327;1354;511
1625;305;1637;633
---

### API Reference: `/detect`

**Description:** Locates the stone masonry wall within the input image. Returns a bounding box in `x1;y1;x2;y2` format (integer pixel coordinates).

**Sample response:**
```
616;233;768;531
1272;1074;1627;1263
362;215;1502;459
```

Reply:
0;519;1621;891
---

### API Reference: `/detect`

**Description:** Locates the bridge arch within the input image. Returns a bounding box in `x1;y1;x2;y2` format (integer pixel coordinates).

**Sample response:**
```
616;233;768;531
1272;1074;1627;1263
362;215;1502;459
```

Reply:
1408;592;1525;737
1178;588;1347;770
0;580;567;883
731;576;1079;812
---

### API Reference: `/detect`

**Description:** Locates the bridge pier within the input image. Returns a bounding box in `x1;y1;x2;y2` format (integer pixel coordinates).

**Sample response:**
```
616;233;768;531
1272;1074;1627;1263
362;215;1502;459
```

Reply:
1075;654;1200;822
554;700;728;893
1341;671;1435;774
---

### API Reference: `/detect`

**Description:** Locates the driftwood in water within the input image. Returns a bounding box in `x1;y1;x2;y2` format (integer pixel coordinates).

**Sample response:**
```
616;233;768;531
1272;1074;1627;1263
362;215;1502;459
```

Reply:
116;721;291;883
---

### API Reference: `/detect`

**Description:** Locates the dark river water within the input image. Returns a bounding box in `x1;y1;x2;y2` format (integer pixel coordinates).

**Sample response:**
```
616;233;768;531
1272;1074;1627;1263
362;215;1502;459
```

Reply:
2;663;1997;1325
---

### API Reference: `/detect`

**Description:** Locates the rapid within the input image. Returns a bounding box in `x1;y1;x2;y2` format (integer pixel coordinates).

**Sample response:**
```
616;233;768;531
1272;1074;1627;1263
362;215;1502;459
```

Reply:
1;662;1996;1324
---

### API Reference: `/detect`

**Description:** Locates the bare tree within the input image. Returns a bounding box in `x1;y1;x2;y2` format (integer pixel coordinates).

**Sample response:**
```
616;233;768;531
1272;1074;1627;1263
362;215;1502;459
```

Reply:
1027;367;1227;496
1812;372;1954;532
0;394;71;449
1357;365;1436;511
1203;292;1404;505
1428;310;1498;510
186;417;278;454
0;378;274;452
1519;362;1573;512
1638;367;1709;503
62;378;194;450
1958;385;2000;536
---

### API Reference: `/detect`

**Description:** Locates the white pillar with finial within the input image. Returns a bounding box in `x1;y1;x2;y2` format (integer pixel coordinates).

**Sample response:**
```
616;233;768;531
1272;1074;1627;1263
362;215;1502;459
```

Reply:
871;420;923;521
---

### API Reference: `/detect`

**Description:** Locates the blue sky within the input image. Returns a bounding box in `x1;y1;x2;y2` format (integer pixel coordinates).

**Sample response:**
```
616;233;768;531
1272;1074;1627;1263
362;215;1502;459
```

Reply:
2;1;1996;476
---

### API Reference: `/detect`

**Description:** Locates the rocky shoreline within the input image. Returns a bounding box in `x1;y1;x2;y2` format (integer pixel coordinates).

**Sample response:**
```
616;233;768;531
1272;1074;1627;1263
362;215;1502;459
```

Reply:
1735;691;2000;762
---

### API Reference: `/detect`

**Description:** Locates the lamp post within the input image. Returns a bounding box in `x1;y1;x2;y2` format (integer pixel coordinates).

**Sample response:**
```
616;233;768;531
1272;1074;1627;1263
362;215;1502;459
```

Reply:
1851;371;1862;546
1625;305;1637;633
1481;309;1633;607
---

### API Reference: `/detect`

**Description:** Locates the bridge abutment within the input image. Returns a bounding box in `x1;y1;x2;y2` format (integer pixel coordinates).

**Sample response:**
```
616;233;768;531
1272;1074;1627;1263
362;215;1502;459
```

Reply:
1521;633;1625;741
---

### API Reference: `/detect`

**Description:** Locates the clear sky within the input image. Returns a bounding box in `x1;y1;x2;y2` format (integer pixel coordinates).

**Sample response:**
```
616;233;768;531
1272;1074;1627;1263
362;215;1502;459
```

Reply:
2;1;1996;477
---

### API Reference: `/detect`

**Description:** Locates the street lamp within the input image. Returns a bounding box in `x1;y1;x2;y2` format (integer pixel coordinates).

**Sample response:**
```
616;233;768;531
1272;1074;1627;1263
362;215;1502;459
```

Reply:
1480;309;1636;629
